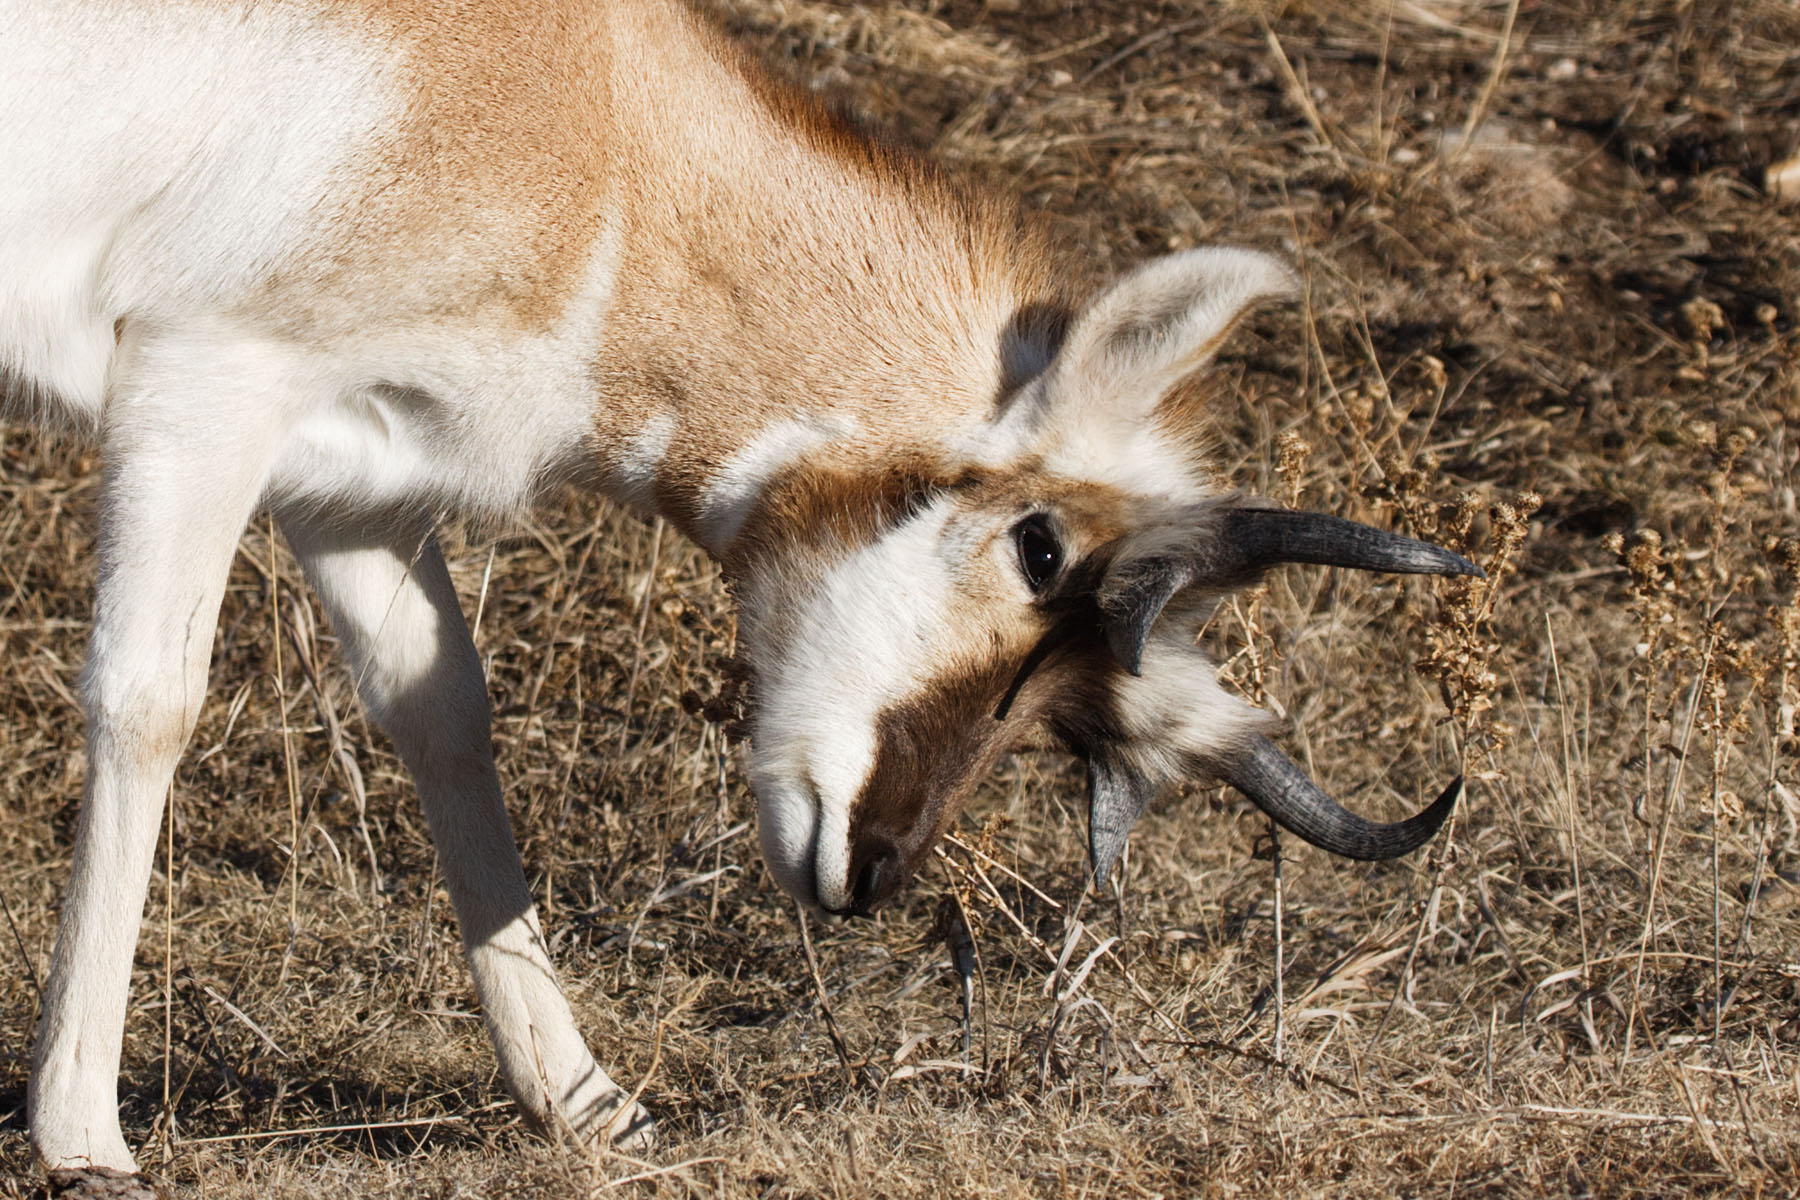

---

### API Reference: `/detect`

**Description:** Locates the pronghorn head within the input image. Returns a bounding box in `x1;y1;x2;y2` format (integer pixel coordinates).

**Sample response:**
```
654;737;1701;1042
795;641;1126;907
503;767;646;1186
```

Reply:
729;248;1476;915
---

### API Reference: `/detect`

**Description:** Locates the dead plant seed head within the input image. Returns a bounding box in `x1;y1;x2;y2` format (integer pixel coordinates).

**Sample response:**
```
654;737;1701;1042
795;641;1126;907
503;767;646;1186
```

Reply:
1275;431;1311;509
1418;489;1540;765
1774;536;1800;746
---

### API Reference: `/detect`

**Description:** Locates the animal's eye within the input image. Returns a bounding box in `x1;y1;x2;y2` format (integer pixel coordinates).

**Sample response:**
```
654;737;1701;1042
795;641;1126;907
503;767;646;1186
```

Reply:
1014;515;1062;593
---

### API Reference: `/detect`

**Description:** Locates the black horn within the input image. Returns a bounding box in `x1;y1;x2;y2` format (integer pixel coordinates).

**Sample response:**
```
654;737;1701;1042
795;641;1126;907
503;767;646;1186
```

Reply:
1087;748;1156;886
1100;506;1482;675
1214;735;1460;860
1225;508;1481;579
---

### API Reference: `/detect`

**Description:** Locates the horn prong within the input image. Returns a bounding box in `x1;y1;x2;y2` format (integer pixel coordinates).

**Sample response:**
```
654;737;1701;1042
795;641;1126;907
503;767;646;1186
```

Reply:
1098;558;1191;675
1088;751;1154;885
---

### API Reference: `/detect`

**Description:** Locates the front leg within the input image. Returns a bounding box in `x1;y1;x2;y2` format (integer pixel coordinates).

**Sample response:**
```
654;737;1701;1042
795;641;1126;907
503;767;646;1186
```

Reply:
30;339;288;1176
277;510;652;1150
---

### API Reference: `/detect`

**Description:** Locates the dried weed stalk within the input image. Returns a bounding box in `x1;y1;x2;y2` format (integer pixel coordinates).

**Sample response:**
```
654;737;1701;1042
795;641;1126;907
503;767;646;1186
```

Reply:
1417;487;1539;778
1602;420;1800;1066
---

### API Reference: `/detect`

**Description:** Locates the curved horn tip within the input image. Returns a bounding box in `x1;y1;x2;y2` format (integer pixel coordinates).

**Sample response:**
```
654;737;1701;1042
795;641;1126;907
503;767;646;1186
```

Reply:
1099;562;1190;677
1335;773;1461;861
1352;531;1484;581
1418;774;1464;835
1355;773;1462;860
1226;507;1488;582
1088;817;1132;885
1219;736;1463;861
1088;753;1153;884
1091;854;1119;888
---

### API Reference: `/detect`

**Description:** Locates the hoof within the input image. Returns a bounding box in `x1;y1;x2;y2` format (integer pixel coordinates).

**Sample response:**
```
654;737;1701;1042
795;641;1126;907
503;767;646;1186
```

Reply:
601;1094;656;1155
45;1167;166;1200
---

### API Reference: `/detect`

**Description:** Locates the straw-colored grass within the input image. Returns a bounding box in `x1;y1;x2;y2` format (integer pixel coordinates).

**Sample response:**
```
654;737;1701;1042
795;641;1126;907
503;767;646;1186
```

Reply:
4;1;1797;1195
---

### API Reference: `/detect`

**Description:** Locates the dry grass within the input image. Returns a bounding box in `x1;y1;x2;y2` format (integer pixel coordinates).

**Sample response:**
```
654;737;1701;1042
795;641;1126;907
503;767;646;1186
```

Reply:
4;1;1799;1196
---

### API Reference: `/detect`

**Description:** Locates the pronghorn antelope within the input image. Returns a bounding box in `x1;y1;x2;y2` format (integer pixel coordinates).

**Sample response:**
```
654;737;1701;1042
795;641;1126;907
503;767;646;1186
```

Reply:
3;0;1475;1184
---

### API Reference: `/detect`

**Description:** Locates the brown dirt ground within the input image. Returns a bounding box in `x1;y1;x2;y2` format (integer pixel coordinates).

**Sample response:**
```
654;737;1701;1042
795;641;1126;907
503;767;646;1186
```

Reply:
4;1;1799;1196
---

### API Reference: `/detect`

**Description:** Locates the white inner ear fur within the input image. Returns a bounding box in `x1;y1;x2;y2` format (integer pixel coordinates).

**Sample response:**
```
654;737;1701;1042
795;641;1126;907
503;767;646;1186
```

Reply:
1056;247;1298;408
1025;247;1297;497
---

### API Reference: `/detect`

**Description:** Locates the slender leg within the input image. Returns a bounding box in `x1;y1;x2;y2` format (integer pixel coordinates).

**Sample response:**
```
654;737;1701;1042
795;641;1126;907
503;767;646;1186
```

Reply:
277;509;651;1149
29;336;287;1174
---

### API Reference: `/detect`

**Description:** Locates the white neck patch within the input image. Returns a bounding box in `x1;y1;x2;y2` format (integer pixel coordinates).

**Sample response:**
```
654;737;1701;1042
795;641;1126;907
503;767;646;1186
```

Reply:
695;412;862;554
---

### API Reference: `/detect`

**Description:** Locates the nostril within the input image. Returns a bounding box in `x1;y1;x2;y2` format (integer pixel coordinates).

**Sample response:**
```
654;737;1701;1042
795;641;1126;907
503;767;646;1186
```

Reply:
850;842;902;916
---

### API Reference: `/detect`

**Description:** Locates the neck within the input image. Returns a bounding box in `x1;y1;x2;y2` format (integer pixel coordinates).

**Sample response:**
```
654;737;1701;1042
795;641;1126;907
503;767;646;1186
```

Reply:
586;1;1066;564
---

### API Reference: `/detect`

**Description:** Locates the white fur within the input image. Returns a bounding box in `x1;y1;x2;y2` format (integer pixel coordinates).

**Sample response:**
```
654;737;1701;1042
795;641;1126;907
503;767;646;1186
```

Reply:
1029;247;1297;500
748;499;961;911
31;322;317;1173
743;250;1299;914
8;5;634;1175
278;514;647;1147
1109;631;1272;783
610;411;679;513
264;241;622;521
695;412;861;553
0;2;398;421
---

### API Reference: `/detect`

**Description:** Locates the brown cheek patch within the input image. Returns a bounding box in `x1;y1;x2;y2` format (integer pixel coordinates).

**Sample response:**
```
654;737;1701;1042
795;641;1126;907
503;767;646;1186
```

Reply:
846;606;1131;894
849;652;1024;877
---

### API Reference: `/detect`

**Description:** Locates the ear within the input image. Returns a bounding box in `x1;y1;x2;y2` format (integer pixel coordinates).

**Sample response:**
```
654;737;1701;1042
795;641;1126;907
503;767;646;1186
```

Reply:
1048;247;1298;420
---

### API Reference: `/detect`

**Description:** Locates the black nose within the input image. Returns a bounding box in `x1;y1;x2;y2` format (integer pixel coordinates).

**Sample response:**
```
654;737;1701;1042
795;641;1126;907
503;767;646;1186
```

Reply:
849;840;903;916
